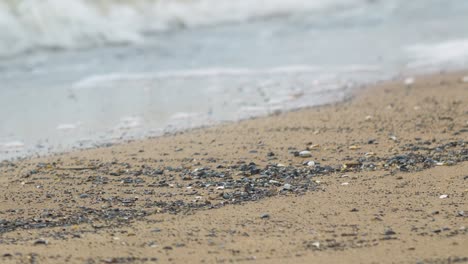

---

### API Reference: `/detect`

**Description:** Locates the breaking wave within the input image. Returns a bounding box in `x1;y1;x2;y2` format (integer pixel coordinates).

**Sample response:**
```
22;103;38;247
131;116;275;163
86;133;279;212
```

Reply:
0;0;366;57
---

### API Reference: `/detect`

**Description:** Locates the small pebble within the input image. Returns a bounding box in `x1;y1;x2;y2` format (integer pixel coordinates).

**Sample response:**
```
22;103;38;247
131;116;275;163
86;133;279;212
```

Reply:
260;213;270;219
341;182;349;186
307;161;315;167
307;144;320;150
404;77;415;86
384;228;396;236
33;239;48;245
283;184;292;190
439;194;448;199
299;151;312;158
311;241;320;249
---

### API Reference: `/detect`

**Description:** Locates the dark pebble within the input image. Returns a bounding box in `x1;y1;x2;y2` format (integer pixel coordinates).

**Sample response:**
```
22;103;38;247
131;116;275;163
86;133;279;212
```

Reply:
384;228;396;236
260;213;270;219
33;239;48;245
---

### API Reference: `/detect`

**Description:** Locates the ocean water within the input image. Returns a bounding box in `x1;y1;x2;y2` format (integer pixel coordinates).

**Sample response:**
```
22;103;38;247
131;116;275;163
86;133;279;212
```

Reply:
1;0;468;160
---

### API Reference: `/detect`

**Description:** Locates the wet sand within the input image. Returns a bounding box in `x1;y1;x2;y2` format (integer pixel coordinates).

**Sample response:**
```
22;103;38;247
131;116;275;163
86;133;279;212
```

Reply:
0;71;467;263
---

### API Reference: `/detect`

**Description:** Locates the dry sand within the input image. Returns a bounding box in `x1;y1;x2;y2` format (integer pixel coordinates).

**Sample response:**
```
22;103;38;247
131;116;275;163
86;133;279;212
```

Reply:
0;71;467;264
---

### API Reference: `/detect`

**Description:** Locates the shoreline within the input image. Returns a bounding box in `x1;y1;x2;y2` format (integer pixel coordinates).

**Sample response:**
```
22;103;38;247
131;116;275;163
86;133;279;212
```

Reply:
0;70;467;263
1;67;464;163
0;69;443;163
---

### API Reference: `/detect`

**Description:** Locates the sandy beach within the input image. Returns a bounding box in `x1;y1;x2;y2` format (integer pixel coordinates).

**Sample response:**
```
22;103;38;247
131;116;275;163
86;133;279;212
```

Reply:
0;71;467;263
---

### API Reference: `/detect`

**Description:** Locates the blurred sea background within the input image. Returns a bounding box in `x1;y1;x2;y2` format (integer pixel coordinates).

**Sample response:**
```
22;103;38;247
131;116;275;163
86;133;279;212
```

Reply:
1;0;468;159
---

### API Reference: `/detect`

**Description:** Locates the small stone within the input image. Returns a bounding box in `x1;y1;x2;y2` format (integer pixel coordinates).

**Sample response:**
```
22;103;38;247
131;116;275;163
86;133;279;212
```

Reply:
33;239;48;245
439;194;448;199
349;145;360;150
365;115;373;121
299;151;312;158
260;213;270;219
384;228;396;236
311;241;320;249
79;194;89;199
457;211;465;217
283;184;292;190
307;161;316;167
350;208;359;212
404;77;415;86
341;182;349;186
307;144;320;150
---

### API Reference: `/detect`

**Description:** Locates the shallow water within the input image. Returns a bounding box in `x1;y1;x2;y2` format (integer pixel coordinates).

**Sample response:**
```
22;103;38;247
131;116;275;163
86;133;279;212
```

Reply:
1;0;468;159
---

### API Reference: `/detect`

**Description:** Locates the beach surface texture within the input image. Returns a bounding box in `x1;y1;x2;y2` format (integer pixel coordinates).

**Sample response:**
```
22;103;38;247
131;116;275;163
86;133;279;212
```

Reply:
0;71;467;263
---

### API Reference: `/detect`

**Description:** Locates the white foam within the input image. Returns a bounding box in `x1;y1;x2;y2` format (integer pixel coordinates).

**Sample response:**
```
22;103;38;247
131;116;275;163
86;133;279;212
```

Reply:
115;116;143;130
406;39;468;67
0;0;364;57
0;141;25;150
56;123;80;131
72;65;325;89
170;112;204;120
